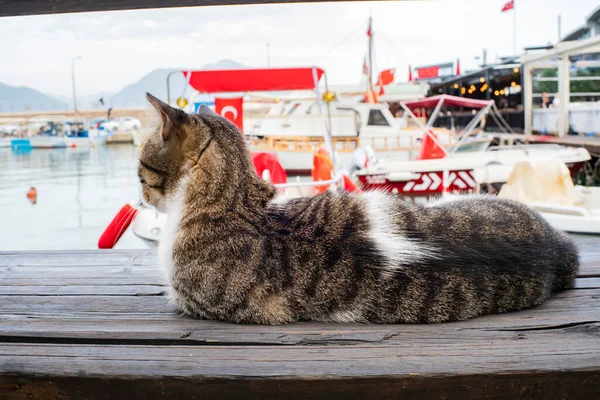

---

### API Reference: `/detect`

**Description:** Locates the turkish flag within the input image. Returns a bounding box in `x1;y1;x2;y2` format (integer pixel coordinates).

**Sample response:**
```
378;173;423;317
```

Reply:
501;0;514;12
215;97;244;131
377;68;395;86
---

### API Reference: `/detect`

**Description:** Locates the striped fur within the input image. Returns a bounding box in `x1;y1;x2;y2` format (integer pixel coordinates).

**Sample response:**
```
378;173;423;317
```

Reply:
138;93;580;325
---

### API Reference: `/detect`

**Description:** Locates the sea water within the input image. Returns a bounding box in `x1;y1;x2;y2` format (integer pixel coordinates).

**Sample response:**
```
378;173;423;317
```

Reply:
0;145;144;250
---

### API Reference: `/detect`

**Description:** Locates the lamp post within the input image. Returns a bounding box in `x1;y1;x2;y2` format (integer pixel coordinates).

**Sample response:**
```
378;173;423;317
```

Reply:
71;56;82;113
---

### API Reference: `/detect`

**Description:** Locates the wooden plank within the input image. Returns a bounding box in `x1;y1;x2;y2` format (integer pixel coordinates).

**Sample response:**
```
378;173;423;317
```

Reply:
1;289;599;344
0;241;599;399
0;250;155;267
0;0;380;18
1;372;599;400
1;328;599;376
0;287;597;315
0;284;165;296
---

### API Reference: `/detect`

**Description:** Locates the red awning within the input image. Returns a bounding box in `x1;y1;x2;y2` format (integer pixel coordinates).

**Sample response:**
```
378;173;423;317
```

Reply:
402;95;493;110
184;67;324;93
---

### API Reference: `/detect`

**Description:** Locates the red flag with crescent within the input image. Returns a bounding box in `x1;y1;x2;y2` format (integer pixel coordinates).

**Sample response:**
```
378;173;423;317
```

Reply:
215;97;244;131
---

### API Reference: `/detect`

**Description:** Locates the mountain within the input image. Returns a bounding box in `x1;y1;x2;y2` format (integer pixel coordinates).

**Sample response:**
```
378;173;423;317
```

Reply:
53;92;116;110
0;82;67;113
0;59;245;113
108;59;245;108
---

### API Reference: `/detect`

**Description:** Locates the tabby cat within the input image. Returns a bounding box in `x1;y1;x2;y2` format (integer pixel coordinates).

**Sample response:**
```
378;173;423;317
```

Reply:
138;93;579;325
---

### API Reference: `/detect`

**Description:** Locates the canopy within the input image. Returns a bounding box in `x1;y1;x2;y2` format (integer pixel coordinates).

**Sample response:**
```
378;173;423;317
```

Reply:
184;67;325;93
402;94;494;110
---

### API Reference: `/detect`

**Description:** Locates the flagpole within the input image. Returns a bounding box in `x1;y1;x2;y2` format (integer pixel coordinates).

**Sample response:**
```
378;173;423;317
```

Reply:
368;15;374;95
513;1;517;55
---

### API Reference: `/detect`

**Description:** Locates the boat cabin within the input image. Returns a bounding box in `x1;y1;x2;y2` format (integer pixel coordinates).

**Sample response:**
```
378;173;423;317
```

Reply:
253;100;405;138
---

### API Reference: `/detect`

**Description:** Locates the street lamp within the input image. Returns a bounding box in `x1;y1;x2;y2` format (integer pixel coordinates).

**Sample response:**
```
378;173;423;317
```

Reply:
72;56;82;113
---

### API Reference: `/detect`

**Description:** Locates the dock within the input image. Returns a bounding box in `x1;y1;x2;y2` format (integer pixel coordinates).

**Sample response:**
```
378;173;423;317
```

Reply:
524;135;600;155
1;235;600;399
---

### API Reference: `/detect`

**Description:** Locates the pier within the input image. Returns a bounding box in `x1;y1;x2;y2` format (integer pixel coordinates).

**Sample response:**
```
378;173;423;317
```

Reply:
1;235;599;399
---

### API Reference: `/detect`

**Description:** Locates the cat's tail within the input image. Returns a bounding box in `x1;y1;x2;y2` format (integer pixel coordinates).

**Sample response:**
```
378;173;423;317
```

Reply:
550;233;580;291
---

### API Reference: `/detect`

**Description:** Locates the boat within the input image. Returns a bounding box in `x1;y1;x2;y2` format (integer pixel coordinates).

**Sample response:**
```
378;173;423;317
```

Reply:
101;66;349;248
0;138;11;148
29;121;107;148
176;18;442;174
356;144;590;196
354;95;591;197
244;98;457;173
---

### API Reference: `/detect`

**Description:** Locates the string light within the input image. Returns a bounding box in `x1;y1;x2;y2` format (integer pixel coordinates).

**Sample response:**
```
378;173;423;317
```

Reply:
454;83;459;89
500;89;505;95
511;81;517;87
494;90;500;96
461;87;466;95
513;67;519;73
479;77;485;83
480;83;488;92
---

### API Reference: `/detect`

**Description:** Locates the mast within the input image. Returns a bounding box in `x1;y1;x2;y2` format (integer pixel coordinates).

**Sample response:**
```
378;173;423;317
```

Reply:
367;16;374;94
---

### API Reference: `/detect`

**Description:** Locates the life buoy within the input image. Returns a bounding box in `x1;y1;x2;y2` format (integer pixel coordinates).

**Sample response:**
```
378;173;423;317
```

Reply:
98;203;138;249
251;152;287;185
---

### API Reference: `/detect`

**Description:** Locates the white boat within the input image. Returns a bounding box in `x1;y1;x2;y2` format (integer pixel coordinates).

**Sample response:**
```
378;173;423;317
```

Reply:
354;95;591;196
245;99;458;172
356;144;590;195
499;160;600;234
29;135;107;148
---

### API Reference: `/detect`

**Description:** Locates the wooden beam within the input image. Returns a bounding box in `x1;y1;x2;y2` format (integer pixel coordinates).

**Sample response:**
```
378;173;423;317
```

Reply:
0;0;383;18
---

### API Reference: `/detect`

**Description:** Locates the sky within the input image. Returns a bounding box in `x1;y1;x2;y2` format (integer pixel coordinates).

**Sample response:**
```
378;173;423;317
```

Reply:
0;0;597;97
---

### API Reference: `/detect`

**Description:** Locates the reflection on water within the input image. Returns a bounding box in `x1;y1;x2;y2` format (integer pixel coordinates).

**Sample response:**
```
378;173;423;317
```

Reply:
0;145;144;250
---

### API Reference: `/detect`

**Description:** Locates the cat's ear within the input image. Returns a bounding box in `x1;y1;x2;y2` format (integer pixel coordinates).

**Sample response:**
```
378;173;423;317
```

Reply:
145;92;184;141
196;104;219;117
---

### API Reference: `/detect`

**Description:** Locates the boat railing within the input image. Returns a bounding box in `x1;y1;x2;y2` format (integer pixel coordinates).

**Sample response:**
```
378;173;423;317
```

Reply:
246;134;460;154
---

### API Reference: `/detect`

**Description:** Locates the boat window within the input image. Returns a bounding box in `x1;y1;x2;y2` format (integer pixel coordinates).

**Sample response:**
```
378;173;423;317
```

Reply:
367;110;390;126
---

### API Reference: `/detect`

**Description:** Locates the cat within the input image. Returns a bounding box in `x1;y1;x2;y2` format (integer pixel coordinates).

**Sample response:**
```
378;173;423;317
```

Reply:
138;92;579;325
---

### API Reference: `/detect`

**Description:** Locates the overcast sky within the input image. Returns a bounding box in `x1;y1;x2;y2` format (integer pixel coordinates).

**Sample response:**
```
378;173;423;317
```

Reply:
0;0;597;97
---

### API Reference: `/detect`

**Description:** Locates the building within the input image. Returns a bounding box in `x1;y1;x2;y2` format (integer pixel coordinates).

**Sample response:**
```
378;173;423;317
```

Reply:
562;6;600;42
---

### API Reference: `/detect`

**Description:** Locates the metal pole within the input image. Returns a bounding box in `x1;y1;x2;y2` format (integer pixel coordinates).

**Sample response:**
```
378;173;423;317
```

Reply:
558;15;562;42
523;64;533;135
166;71;177;105
400;103;448;155
267;42;271;66
71;56;81;113
513;4;517;55
558;55;570;137
313;67;338;174
368;16;374;95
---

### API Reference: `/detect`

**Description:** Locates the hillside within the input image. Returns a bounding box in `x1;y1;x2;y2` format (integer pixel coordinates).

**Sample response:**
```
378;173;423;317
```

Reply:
108;59;245;108
0;82;67;113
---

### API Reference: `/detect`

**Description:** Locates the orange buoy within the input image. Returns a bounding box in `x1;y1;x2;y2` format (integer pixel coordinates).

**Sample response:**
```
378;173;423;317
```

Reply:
26;187;37;205
71;143;77;148
312;148;334;194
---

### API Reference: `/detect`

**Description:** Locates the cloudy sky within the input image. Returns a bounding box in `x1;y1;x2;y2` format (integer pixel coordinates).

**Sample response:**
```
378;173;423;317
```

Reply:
0;0;597;97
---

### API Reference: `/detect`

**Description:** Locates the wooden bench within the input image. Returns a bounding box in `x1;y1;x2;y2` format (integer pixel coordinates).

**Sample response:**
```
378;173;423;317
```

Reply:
1;235;599;399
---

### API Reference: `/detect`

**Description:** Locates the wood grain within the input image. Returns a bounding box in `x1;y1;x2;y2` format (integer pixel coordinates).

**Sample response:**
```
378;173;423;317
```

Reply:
0;235;599;398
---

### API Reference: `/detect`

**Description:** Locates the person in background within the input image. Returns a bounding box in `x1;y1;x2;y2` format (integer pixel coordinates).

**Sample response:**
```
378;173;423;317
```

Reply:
541;92;551;108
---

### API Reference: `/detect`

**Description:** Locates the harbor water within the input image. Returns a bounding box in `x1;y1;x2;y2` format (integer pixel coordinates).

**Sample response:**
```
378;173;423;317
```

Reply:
0;145;145;250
